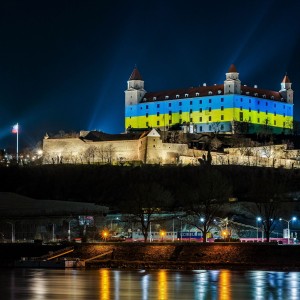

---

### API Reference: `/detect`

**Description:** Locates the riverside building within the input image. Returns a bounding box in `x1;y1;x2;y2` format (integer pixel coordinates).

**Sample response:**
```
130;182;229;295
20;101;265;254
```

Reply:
125;65;293;134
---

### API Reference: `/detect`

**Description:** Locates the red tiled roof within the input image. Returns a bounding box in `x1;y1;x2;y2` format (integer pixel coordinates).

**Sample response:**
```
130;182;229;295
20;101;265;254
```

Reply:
129;67;143;80
141;84;284;103
241;86;282;101
282;75;291;83
228;64;238;73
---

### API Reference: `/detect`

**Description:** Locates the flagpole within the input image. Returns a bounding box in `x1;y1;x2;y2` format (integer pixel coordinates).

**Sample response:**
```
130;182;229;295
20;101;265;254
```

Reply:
16;122;19;163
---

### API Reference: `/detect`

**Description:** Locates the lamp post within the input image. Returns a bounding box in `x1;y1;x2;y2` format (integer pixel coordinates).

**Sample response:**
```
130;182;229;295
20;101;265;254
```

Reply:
256;217;262;241
279;217;297;244
7;222;15;243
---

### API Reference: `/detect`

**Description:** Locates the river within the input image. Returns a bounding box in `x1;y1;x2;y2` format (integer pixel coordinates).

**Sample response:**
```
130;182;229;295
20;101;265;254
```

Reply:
1;268;299;299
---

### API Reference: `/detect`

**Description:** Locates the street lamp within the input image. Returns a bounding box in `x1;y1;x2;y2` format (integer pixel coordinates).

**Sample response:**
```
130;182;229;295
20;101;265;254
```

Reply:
160;230;166;241
256;217;262;241
279;217;297;244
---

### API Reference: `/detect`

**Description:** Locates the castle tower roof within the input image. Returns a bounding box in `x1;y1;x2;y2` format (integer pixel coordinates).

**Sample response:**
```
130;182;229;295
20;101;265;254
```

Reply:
129;67;143;80
228;64;238;73
282;74;291;83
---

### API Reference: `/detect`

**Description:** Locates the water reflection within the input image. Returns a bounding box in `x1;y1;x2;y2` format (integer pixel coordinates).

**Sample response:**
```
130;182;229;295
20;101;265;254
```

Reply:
1;268;300;299
100;269;110;300
158;270;167;300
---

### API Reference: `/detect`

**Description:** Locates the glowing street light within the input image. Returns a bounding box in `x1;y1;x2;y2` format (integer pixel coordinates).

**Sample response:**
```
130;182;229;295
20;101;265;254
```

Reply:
256;217;262;241
160;230;166;241
102;230;109;242
279;217;297;244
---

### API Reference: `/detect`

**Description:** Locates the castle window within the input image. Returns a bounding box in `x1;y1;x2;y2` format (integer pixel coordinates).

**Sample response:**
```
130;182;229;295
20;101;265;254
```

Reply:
220;124;224;130
179;102;182;106
240;98;243;102
283;105;285;109
249;99;251;103
258;118;260;123
209;116;212;121
199;117;202;122
165;96;169;99
257;100;260;105
199;126;202;131
185;94;188;98
190;101;192;105
169;111;172;115
157;104;160;108
157;121;160;125
190;109;193;113
169;120;172;124
266;111;268;115
283;122;285;127
274;104;276;107
274;120;276;125
199;100;202;104
221;115;224;120
179;110;182;115
146;105;149;109
199;108;203;113
258;109;260;114
179;119;182;123
168;103;171;107
209;107;211;112
157;112;160;116
221;98;224;102
190;118;193;122
146;122;148;127
249;108;251;112
209;125;212;130
146;113;148;118
153;97;156;101
240;106;242;111
176;94;179;99
249;117;251;122
221;106;224;111
240;112;243;121
140;107;142;109
284;113;286;117
266;102;268;106
196;92;199;96
209;99;212;103
274;112;276;116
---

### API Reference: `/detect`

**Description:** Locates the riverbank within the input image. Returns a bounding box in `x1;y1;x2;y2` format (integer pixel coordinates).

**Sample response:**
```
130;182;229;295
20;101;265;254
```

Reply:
2;242;300;270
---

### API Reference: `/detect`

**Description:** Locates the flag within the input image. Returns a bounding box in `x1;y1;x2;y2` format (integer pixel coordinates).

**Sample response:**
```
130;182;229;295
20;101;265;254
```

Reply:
12;123;19;134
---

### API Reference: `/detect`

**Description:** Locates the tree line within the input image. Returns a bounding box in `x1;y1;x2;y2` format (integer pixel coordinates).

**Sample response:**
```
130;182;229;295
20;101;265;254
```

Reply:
0;164;300;242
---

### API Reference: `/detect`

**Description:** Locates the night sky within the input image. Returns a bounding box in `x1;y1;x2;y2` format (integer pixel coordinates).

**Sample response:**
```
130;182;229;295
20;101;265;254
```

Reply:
1;0;300;151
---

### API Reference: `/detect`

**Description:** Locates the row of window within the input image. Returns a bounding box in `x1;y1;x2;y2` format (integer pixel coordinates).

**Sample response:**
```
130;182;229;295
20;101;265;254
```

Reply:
144;108;284;118
141;98;286;109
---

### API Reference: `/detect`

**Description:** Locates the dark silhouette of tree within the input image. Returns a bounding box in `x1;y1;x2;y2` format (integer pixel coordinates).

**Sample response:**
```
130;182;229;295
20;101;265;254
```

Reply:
183;168;232;242
120;182;173;242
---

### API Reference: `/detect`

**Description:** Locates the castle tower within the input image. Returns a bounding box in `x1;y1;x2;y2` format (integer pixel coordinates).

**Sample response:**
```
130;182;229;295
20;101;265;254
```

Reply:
125;67;146;107
224;64;241;95
280;74;293;104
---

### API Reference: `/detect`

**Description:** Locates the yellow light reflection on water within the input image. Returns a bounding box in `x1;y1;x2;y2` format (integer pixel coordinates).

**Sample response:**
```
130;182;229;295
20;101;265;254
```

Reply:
218;270;231;300
100;269;110;300
158;270;168;300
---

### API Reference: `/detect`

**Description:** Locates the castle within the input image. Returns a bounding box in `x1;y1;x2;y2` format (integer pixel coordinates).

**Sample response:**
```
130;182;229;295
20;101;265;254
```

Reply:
125;65;293;134
42;65;299;167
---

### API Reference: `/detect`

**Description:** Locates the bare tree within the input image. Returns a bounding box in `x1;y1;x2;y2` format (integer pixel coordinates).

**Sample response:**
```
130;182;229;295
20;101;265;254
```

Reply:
184;169;232;242
120;182;173;242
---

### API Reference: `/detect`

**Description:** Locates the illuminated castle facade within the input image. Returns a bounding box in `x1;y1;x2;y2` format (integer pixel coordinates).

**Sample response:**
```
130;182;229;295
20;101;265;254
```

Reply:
125;65;293;134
